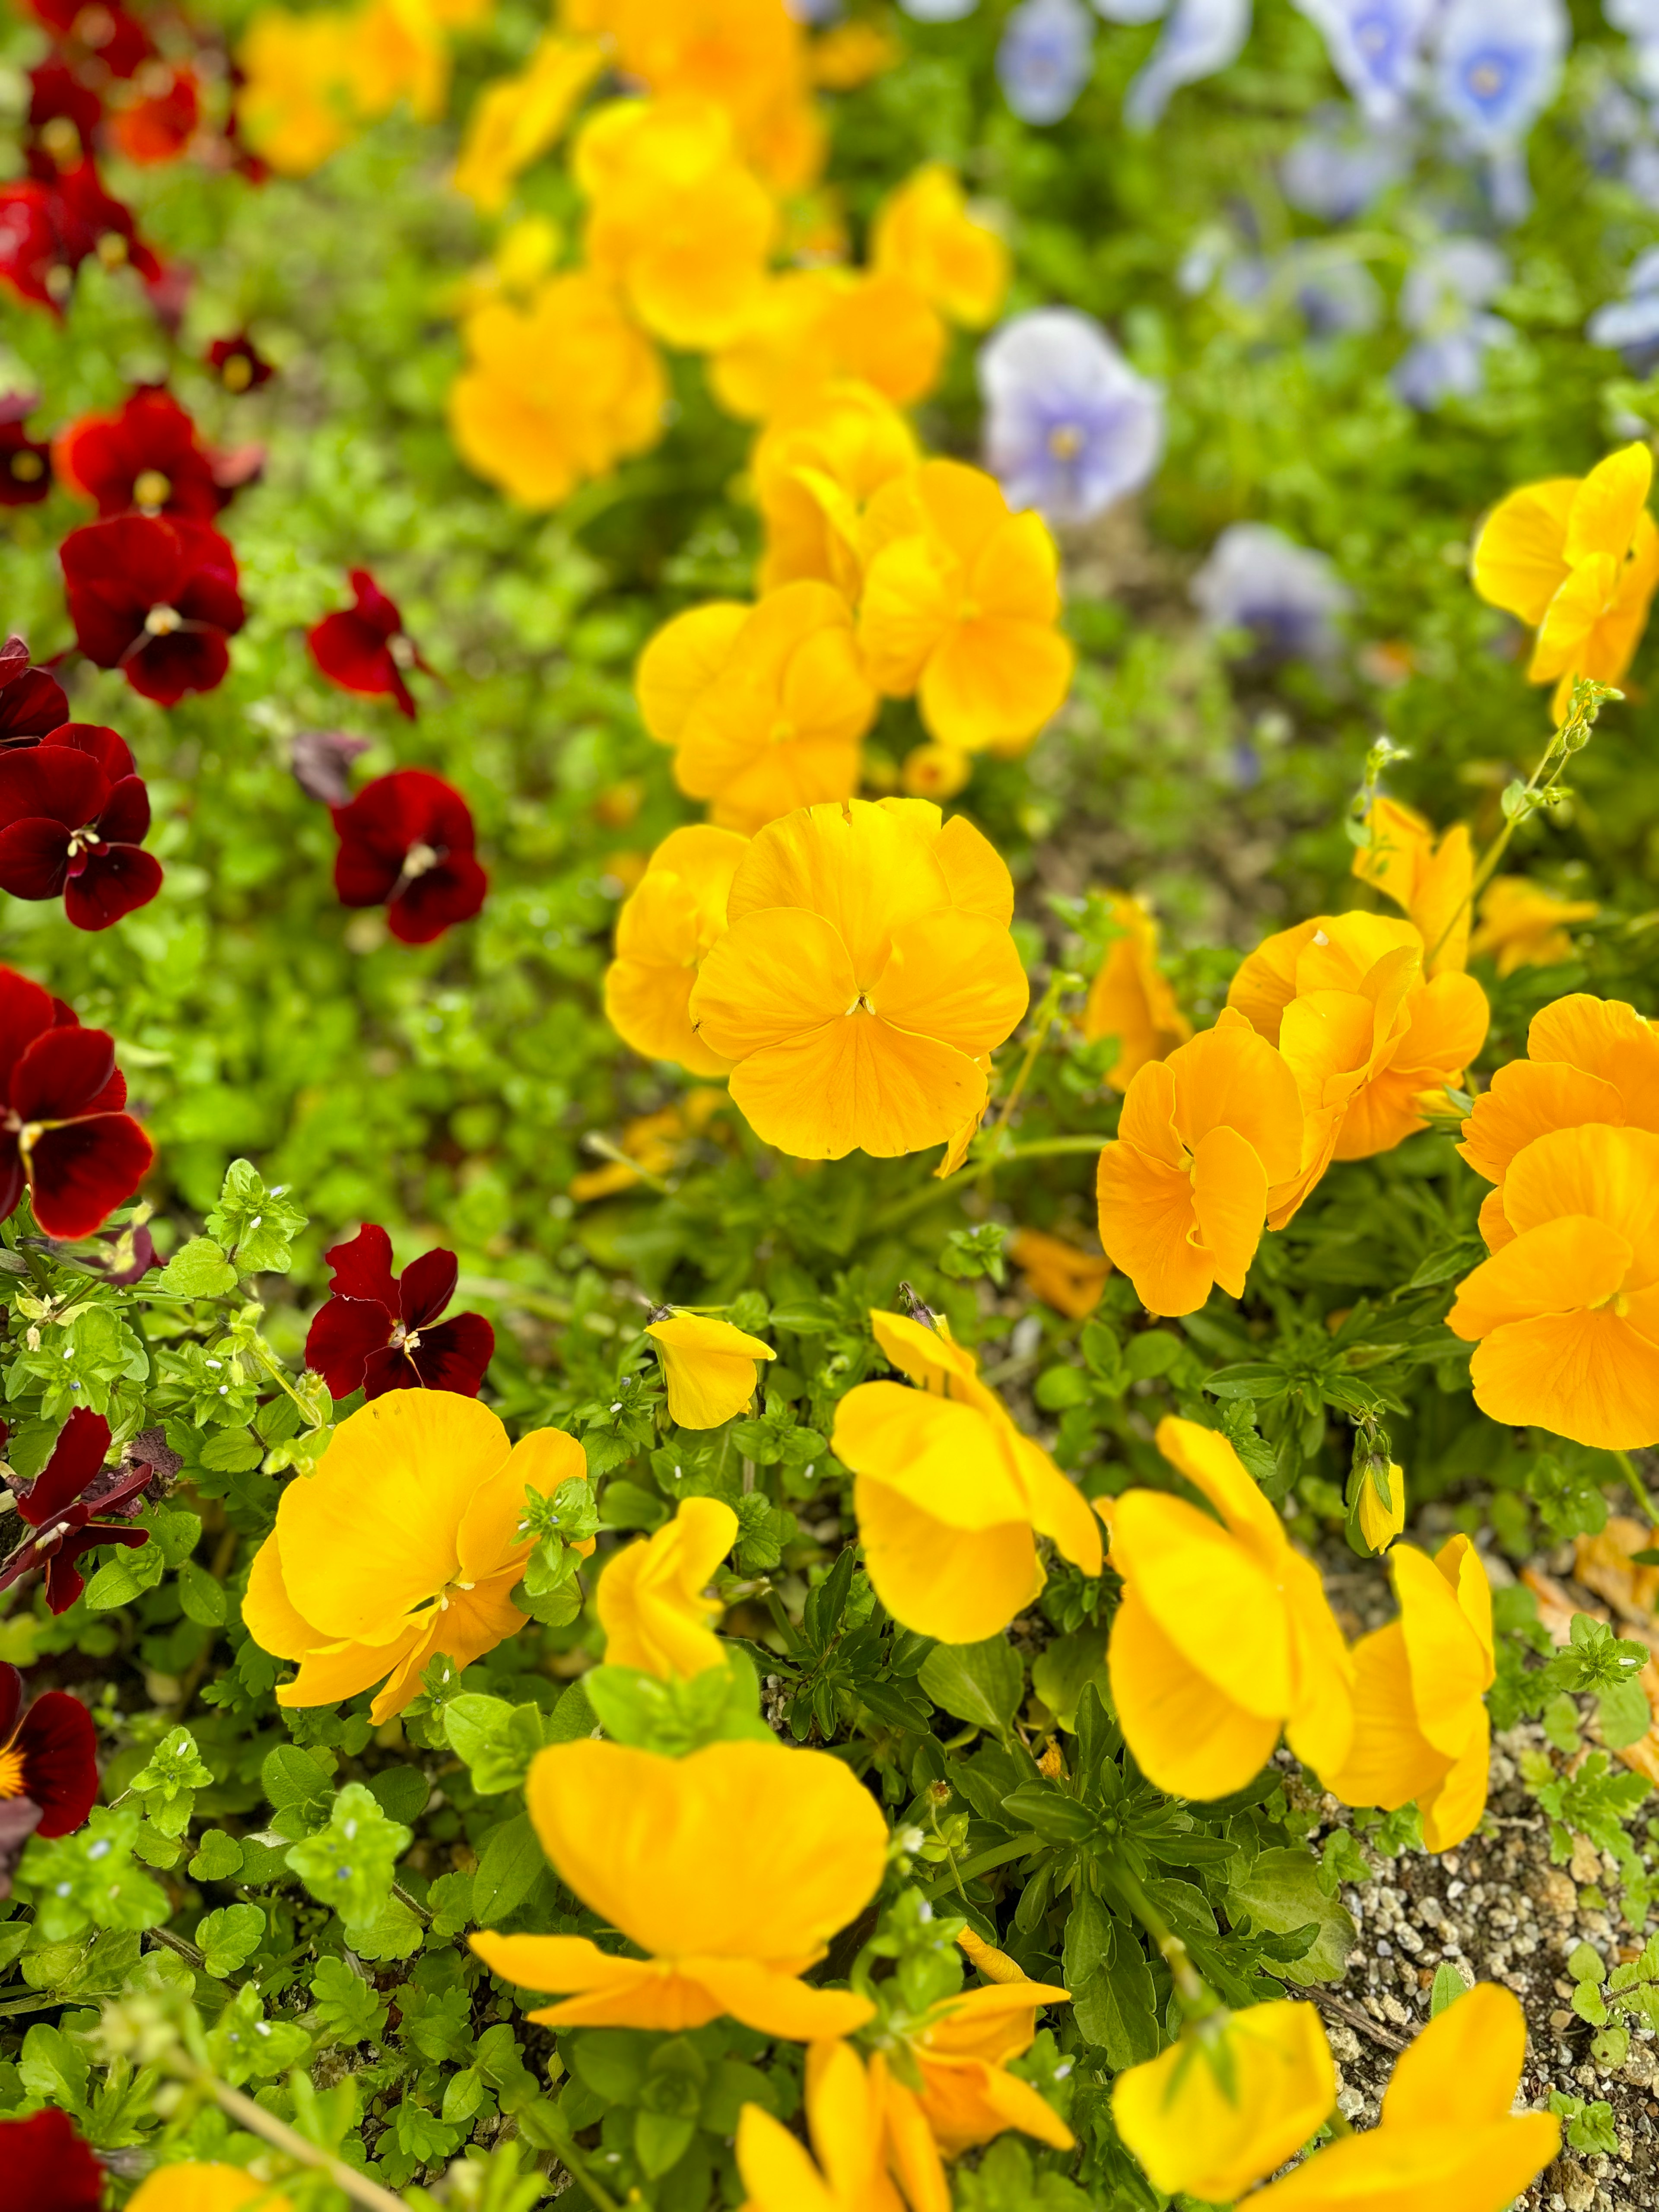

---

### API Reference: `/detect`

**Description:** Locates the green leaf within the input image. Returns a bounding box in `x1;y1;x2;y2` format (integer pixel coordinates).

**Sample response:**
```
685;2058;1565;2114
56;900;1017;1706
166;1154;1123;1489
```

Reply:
188;1830;245;1882
206;1160;308;1276
82;1540;165;1611
177;1558;229;1627
635;2110;696;2178
262;1745;334;1837
1429;1963;1471;2016
197;1428;265;1474
1225;1847;1358;1986
471;1812;548;1926
1031;1626;1109;1731
1066;1899;1158;2065
196;1903;264;1978
918;1637;1024;1738
285;1782;410;1931
1599;1674;1653;1751
367;1766;430;1825
154;1236;239;1297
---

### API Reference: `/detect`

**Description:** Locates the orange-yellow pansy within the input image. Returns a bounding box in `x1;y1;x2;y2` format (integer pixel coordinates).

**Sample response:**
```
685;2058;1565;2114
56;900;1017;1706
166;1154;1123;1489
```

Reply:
127;2165;294;2212
642;583;878;830
709;268;947;422
1112;2000;1336;2204
737;2039;915;2212
858;460;1074;754
752;381;921;599
1107;1417;1354;1799
832;1309;1102;1643
449;270;666;509
1468;877;1600;976
243;1393;585;1723
688;798;1029;1160
870;163;1010;330
646;1310;775;1426
1449;1123;1659;1450
1081;894;1192;1092
1325;1534;1493;1850
236;10;359;174
597;1495;736;1677
603;825;749;1075
1251;1985;1558;2212
1351;797;1473;976
1095;1011;1304;1318
1009;1227;1112;1319
1471;441;1659;722
575;96;778;350
899;1977;1075;2162
451;31;604;212
472;1737;884;2037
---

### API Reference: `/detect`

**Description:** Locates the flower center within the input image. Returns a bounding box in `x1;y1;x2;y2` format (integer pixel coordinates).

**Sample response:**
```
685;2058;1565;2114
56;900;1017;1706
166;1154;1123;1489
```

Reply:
133;469;171;510
402;840;439;879
842;992;875;1017
0;1744;25;1800
144;604;182;636
222;354;253;394
65;823;103;859
9;451;43;484
388;634;416;670
1595;1288;1631;1318
40;117;81;166
390;1322;423;1354
1048;423;1085;460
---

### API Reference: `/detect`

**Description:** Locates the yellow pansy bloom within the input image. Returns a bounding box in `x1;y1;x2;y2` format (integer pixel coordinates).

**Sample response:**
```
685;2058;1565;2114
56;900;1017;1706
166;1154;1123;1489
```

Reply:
833;1309;1102;1642
236;10;359;175
472;1738;884;2038
1351;797;1473;976
1008;1227;1112;1319
1472;441;1659;721
1112;2000;1336;2203
1325;1534;1493;1850
128;2167;292;2212
897;1977;1074;2162
646;1311;776;1427
871;163;1010;330
737;2039;914;2212
604;826;750;1075
709;268;946;421
1468;875;1599;975
858;459;1074;755
243;1393;584;1724
451;32;604;212
688;798;1028;1160
751;381;920;600
597;1495;737;1676
1081;893;1191;1092
1352;1458;1406;1554
1252;1985;1558;2211
1107;1417;1354;1798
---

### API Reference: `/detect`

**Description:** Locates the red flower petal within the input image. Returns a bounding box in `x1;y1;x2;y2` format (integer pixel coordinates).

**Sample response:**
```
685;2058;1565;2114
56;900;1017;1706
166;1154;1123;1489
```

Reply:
64;844;162;931
0;2107;104;2212
27;1111;153;1237
360;1342;422;1399
20;1406;112;1529
60;514;243;704
48;722;138;784
348;569;404;641
13;1687;98;1836
305;1294;394;1399
44;1522;146;1615
388;853;488;944
0;744;105;831
308;610;397;696
12;1023;116;1120
95;772;151;845
0;817;73;900
409;1310;495;1396
324;1222;399;1304
55;388;225;521
0;965;60;1097
398;1244;458;1329
0;1662;22;1742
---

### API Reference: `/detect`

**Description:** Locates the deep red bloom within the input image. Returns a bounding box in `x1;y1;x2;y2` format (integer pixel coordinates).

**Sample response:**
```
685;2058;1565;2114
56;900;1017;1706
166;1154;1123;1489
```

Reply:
0;161;161;316
0;1406;151;1615
55;388;228;521
108;62;200;165
308;570;429;718
0;636;70;745
0;966;153;1238
306;1224;496;1401
0;725;162;931
0;2108;105;2211
0;1663;99;1837
0;398;52;509
26;0;156;81
207;331;275;394
26;61;103;169
331;769;486;945
60;514;244;706
0;183;61;313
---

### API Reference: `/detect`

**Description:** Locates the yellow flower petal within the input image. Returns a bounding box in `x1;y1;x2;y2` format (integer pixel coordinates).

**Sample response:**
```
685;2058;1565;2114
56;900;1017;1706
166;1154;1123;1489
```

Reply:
647;1313;775;1429
597;1495;737;1676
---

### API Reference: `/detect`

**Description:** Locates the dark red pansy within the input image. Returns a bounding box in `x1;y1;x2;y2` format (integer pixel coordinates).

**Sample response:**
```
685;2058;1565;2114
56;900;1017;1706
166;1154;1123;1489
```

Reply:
0;398;53;509
331;769;486;945
54;388;228;521
0;1406;152;1615
25;61;102;172
26;0;156;81
0;182;62;313
0;725;162;931
0;1662;99;1837
0;2107;105;2211
46;159;163;288
0;635;70;744
308;569;429;719
207;331;275;394
305;1222;495;1402
108;62;200;166
60;513;245;706
0;966;153;1238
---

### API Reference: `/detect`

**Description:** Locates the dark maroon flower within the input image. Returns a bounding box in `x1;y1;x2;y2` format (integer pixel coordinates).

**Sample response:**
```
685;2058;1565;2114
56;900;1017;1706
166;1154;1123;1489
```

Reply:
0;636;70;745
331;769;486;946
306;1224;495;1402
26;0;156;83
308;569;429;718
291;728;370;805
0;398;52;509
0;1406;150;1615
46;159;163;283
207;331;275;394
55;388;228;521
0;1662;99;1836
0;2107;105;2210
60;513;244;706
0;725;162;931
25;61;102;172
0;160;161;317
0;183;62;313
0;966;153;1237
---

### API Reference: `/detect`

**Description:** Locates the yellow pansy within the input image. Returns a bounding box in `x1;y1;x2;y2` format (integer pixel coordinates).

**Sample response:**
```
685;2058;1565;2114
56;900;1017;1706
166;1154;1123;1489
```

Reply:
1081;894;1192;1092
127;2169;293;2212
603;826;750;1075
646;1311;776;1426
1107;1417;1354;1798
1468;876;1600;975
737;2039;913;2212
709;268;947;421
1352;1458;1406;1554
451;32;604;212
870;163;1010;329
473;1738;885;2037
1112;2000;1336;2203
597;1496;737;1677
1351;797;1473;976
751;381;920;600
833;1309;1102;1642
1325;1534;1493;1850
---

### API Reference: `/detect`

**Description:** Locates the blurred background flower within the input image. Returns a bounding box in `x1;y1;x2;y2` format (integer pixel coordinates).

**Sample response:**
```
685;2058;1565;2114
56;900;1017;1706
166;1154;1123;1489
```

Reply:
979;308;1164;523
